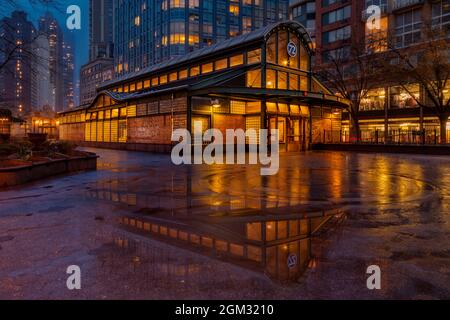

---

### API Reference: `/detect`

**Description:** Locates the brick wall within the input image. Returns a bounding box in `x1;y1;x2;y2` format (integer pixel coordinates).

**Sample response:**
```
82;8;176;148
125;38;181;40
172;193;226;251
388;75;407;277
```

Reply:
127;114;187;144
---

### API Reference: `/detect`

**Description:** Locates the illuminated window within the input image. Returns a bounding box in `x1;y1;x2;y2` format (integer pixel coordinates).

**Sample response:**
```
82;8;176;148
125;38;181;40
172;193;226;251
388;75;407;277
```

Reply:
230;3;239;16
120;108;127;117
230;54;244;67
247;49;261;64
144;79;151;88
360;88;386;111
278;30;289;67
134;16;140;26
247;69;261;88
278;71;288;90
159;74;168;85
201;62;213;74
170;0;184;8
179;69;188;79
215;58;228;70
266;69;276;89
289;74;299;90
151;77;159;87
266;33;276;64
190;66;200;76
169;72;178;82
129;83;136;92
111;109;119;118
390;84;420;109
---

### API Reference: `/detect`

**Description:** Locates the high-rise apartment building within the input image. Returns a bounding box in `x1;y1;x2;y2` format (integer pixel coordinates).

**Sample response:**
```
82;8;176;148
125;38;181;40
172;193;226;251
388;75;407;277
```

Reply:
80;0;115;106
63;41;75;110
113;0;290;77
290;0;316;40
39;13;65;112
0;11;37;116
303;0;449;143
89;0;114;60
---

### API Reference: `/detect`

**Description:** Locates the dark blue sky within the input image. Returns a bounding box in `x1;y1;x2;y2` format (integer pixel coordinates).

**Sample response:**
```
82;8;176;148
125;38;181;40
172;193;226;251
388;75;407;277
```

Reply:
2;0;89;100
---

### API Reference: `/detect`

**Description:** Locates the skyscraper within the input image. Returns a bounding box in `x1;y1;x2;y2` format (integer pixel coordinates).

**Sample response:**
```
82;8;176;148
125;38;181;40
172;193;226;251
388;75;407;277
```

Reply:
63;41;75;110
80;0;115;105
0;11;37;116
39;12;64;112
89;0;114;60
113;0;290;77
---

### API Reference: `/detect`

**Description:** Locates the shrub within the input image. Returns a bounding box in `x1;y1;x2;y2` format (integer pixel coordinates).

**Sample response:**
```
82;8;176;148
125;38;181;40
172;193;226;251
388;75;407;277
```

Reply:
47;141;78;156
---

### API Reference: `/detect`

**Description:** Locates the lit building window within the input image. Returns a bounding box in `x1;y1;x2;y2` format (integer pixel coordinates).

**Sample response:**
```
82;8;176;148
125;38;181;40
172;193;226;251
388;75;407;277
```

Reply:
247;69;261;88
390;84;420;109
230;54;244;67
230;3;240;16
247;48;261;64
360;88;386;111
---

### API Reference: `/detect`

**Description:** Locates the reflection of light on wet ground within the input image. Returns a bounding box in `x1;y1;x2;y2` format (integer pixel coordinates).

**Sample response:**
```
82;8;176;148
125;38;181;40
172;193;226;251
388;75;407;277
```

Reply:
111;210;344;282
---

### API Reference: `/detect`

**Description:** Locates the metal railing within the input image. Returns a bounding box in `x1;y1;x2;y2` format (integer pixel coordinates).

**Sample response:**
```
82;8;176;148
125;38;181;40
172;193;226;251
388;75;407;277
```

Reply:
316;129;450;145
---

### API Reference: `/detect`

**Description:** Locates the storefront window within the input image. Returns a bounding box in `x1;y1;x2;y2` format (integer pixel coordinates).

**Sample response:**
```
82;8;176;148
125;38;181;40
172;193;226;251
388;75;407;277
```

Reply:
360;88;386;111
278;30;289;67
300;45;309;71
289;74;299;90
277;71;288;90
247;69;261;88
390;84;420;109
266;69;276;89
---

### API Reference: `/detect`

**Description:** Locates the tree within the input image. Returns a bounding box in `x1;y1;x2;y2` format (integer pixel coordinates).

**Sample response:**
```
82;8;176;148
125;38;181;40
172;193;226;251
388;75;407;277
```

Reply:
315;37;382;143
383;25;450;144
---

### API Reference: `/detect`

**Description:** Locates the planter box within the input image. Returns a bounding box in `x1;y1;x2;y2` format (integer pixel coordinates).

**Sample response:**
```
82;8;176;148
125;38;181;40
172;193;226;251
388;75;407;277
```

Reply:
0;152;98;188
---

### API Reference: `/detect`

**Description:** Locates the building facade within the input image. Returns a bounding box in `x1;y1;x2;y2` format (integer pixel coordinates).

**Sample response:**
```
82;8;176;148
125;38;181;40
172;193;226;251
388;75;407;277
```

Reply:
39;13;65;113
343;0;450;143
89;0;114;60
59;22;348;152
290;0;316;41
80;0;115;106
0;11;37;116
80;58;115;106
63;41;75;110
113;0;290;77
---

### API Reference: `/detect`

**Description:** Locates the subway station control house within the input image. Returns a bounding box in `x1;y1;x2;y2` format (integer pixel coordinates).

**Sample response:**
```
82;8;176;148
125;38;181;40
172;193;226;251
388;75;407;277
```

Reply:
59;21;349;152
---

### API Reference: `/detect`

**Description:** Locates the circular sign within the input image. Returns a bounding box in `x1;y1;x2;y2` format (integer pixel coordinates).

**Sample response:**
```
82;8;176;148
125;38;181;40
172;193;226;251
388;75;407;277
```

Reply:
287;41;297;58
287;253;298;269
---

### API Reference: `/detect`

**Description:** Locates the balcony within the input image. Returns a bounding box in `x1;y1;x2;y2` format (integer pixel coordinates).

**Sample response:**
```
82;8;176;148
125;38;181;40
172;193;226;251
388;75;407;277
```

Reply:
391;0;425;11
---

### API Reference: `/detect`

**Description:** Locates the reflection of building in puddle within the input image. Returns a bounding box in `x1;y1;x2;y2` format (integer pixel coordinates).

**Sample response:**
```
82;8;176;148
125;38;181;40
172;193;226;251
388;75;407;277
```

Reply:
117;210;343;282
85;175;323;216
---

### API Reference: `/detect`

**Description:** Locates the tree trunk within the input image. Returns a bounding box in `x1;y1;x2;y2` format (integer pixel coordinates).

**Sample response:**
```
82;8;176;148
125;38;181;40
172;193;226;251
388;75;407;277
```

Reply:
439;116;449;144
350;118;361;144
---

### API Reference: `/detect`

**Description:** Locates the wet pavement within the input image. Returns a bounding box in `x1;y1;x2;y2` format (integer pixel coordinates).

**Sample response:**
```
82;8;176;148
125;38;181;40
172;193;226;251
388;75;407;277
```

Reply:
0;148;449;299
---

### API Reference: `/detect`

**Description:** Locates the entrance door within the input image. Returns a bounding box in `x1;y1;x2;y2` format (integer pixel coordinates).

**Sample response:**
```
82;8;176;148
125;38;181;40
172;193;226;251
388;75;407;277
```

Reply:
270;117;287;152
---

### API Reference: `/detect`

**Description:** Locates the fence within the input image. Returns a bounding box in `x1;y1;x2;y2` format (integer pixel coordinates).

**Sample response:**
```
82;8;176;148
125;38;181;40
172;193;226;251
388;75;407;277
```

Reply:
316;129;450;145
